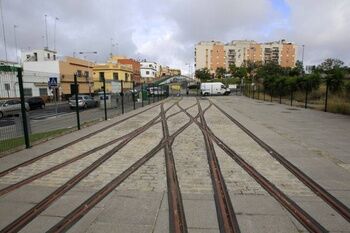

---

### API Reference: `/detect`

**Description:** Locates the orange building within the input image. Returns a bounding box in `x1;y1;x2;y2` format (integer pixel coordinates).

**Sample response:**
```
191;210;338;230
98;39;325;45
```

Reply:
210;44;226;72
118;59;141;84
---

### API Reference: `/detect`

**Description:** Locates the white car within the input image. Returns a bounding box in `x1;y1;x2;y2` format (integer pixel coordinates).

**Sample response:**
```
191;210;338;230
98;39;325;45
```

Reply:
0;99;30;119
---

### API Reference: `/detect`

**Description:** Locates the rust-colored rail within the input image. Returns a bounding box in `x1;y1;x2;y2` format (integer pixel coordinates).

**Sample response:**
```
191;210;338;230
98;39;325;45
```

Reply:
46;101;199;233
0;100;180;197
179;98;328;233
196;100;241;233
0;107;165;233
0;101;165;179
211;100;350;223
161;103;188;233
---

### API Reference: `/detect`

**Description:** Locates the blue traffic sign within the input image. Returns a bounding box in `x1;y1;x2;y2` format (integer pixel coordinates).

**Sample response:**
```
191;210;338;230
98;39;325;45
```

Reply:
48;77;58;87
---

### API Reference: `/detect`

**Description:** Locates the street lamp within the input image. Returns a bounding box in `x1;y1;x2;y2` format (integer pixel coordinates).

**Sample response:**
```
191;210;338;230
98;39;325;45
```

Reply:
13;25;18;63
78;51;98;95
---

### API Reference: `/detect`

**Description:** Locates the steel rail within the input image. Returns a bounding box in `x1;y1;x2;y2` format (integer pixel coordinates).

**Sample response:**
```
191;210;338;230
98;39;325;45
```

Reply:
0;100;180;198
0;101;168;179
46;101;200;233
161;103;188;233
179;99;328;233
0;105;167;233
210;100;350;222
196;100;241;233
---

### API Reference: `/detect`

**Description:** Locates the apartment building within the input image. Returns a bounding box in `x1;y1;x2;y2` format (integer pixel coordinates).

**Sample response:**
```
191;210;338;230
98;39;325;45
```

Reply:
93;61;133;93
195;39;297;73
140;61;159;82
22;49;94;99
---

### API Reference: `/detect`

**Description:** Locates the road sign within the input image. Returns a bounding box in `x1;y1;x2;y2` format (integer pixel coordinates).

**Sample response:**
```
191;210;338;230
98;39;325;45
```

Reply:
48;77;58;88
111;81;121;93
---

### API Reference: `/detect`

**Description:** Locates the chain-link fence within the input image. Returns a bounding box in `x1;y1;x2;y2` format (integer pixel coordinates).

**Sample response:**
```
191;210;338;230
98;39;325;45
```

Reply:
0;66;167;155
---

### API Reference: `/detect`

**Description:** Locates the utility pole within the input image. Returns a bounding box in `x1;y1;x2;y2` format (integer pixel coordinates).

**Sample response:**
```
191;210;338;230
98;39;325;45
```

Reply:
44;14;48;49
13;25;18;63
0;0;8;61
54;17;59;51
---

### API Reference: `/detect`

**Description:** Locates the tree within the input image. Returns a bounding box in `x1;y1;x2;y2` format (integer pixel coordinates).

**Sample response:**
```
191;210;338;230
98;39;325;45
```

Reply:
195;68;211;81
290;60;304;76
235;67;248;79
326;68;345;92
317;58;344;73
215;67;226;79
228;64;237;77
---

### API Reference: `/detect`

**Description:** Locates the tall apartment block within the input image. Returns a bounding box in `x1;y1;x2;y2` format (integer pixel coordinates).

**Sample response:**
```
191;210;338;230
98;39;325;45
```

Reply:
194;39;297;73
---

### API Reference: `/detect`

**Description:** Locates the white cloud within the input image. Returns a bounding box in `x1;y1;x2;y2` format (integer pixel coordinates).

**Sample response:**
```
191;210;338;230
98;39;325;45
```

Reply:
0;0;349;72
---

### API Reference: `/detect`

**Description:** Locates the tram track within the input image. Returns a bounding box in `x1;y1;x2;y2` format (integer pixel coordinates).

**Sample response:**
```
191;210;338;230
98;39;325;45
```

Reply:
178;98;329;233
0;101;179;233
45;101;204;233
0;100;180;198
0;101;168;179
210;100;350;223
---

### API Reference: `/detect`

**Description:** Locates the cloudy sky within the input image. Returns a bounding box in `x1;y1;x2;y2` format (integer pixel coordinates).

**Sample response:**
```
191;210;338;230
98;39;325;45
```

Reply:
0;0;349;74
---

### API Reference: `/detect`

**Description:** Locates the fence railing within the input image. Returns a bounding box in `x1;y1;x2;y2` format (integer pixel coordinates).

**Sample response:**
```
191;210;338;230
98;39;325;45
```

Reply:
241;80;350;114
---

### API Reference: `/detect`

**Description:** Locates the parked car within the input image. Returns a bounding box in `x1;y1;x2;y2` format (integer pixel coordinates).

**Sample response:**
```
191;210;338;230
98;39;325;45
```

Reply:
69;95;98;109
26;97;45;110
200;82;231;96
0;99;30;119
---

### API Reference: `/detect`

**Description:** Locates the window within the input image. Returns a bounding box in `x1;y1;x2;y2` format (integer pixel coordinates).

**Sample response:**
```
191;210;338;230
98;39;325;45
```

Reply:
125;73;129;81
4;83;10;91
33;53;38;61
84;71;89;78
99;72;105;82
77;70;82;77
47;53;50;59
113;72;119;80
23;88;33;97
53;55;56;60
146;71;150;75
39;88;48;96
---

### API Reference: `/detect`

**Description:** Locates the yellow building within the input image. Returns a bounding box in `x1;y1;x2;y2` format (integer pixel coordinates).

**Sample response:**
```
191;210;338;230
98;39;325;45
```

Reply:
59;57;94;97
93;62;133;93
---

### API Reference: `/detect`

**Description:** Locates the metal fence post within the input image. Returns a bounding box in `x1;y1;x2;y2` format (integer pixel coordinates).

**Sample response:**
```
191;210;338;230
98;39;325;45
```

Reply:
102;76;107;120
141;82;144;107
263;87;266;101
257;86;260;100
325;80;329;112
152;84;155;103
305;81;308;109
121;80;124;114
17;68;30;148
270;90;273;102
133;81;136;110
74;74;81;130
290;89;293;106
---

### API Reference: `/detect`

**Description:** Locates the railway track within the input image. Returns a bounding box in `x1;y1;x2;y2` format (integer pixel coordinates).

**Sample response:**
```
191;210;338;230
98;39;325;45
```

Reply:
45;102;205;233
0;97;347;232
178;98;329;233
0;101;178;233
197;101;241;233
210;100;350;223
0;100;184;198
0;101;166;179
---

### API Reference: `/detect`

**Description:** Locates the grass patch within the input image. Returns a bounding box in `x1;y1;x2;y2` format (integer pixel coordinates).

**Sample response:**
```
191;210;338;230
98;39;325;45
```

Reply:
0;128;73;154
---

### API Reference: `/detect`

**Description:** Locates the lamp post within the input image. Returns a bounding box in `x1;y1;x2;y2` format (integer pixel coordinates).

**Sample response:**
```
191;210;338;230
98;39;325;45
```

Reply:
78;51;97;96
54;17;59;51
0;0;8;61
13;25;18;63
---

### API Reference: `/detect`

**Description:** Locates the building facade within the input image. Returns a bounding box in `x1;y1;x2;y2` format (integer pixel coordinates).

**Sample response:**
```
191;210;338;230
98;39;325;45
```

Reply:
140;61;158;82
195;40;297;74
93;62;133;93
22;49;95;99
117;58;141;84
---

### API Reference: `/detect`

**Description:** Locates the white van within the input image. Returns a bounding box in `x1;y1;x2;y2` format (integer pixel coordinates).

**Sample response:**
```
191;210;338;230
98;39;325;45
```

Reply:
200;82;231;96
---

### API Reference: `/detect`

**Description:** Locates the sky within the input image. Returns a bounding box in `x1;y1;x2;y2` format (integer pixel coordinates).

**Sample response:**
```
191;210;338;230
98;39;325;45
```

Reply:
0;0;349;74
